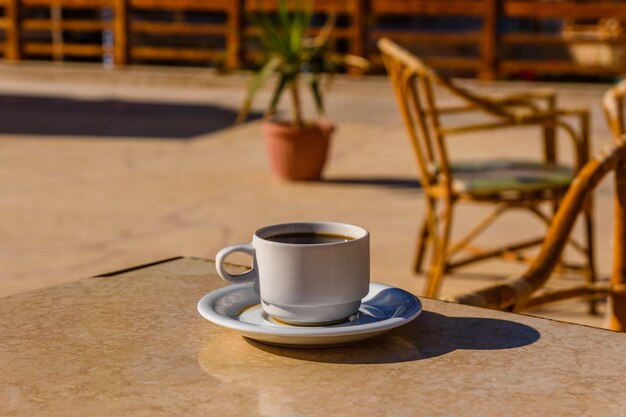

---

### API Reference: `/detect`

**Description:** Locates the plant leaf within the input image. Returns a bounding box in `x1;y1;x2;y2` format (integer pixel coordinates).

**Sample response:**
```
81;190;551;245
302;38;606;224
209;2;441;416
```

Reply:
344;54;371;71
312;11;336;49
243;0;336;125
249;1;288;57
309;74;325;117
277;0;291;37
236;56;282;124
290;0;311;61
268;74;289;120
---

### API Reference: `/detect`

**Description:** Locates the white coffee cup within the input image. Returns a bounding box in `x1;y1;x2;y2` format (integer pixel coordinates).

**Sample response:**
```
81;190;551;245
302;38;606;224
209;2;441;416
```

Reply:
215;221;370;325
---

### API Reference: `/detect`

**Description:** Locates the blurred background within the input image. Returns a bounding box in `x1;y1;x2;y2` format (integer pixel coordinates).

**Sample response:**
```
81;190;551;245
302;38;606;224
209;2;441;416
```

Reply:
1;0;624;327
2;0;625;80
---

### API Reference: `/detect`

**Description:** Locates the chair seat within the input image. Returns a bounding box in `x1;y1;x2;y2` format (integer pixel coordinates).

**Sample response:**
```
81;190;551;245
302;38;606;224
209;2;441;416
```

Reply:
450;159;574;196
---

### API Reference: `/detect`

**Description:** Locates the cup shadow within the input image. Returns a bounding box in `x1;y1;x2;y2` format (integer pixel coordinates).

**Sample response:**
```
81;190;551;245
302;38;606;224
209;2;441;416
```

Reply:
245;310;541;364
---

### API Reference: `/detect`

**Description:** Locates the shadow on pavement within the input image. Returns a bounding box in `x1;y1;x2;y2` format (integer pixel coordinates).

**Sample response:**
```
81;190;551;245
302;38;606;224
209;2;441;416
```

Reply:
0;94;261;139
322;177;422;189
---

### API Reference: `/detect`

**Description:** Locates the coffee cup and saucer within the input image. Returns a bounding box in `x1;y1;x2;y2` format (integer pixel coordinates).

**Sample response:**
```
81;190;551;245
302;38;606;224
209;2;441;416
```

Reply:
197;221;422;347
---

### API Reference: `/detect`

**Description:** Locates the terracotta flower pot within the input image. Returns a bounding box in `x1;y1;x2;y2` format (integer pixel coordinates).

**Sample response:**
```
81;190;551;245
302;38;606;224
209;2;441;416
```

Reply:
261;121;334;181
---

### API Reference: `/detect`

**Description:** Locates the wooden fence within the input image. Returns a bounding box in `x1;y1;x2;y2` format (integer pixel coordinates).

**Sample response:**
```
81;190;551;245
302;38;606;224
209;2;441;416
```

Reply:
1;0;626;79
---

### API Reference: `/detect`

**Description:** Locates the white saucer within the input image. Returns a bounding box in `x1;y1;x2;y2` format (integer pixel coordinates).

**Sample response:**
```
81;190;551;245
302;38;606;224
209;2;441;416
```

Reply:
197;282;422;347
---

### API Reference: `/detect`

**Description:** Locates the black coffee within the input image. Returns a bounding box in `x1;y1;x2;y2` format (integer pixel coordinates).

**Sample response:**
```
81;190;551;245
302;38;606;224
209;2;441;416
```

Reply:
266;232;355;245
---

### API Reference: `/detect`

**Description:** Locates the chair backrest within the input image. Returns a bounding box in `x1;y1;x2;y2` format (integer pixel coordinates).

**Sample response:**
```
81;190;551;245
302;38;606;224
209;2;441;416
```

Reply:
603;79;626;139
452;137;626;331
377;37;512;194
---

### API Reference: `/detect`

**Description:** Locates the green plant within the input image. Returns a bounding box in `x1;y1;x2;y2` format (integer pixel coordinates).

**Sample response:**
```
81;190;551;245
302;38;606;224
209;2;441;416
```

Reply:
237;0;366;127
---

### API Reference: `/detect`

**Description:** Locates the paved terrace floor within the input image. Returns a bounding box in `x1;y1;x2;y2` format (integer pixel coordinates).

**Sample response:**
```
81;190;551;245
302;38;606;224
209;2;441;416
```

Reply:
0;62;617;328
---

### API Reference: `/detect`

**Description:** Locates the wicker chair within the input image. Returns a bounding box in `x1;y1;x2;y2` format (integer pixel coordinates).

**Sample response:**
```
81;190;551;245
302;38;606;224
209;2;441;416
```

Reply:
451;138;626;332
603;79;626;139
378;37;596;300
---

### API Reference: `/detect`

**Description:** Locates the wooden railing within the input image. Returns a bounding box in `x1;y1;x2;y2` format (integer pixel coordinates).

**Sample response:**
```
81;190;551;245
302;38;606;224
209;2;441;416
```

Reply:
1;0;626;79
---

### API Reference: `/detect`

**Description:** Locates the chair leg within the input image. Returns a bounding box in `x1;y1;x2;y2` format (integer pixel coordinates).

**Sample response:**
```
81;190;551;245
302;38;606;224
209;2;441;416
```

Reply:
583;197;597;314
609;162;626;331
414;207;432;273
424;201;454;298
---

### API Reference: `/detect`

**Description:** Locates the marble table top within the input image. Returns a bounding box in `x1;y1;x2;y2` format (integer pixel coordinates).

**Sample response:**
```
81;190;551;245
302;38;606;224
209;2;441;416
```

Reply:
1;257;625;416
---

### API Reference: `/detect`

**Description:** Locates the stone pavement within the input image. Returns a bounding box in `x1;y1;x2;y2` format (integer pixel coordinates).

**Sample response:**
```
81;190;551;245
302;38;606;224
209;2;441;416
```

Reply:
0;62;617;327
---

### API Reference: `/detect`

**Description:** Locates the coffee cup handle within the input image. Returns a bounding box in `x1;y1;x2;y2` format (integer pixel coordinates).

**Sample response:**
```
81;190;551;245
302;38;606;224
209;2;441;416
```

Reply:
215;243;258;284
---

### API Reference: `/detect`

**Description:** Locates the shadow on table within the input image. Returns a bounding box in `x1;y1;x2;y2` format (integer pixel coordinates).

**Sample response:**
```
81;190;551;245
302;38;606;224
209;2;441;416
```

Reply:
245;310;540;364
0;94;261;139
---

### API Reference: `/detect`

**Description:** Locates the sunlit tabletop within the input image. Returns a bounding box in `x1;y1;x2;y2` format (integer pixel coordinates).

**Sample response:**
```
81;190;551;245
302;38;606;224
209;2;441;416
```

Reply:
1;257;625;416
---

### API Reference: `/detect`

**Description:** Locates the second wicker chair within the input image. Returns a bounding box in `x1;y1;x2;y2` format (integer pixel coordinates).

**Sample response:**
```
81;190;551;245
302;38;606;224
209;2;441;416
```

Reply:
378;38;595;300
